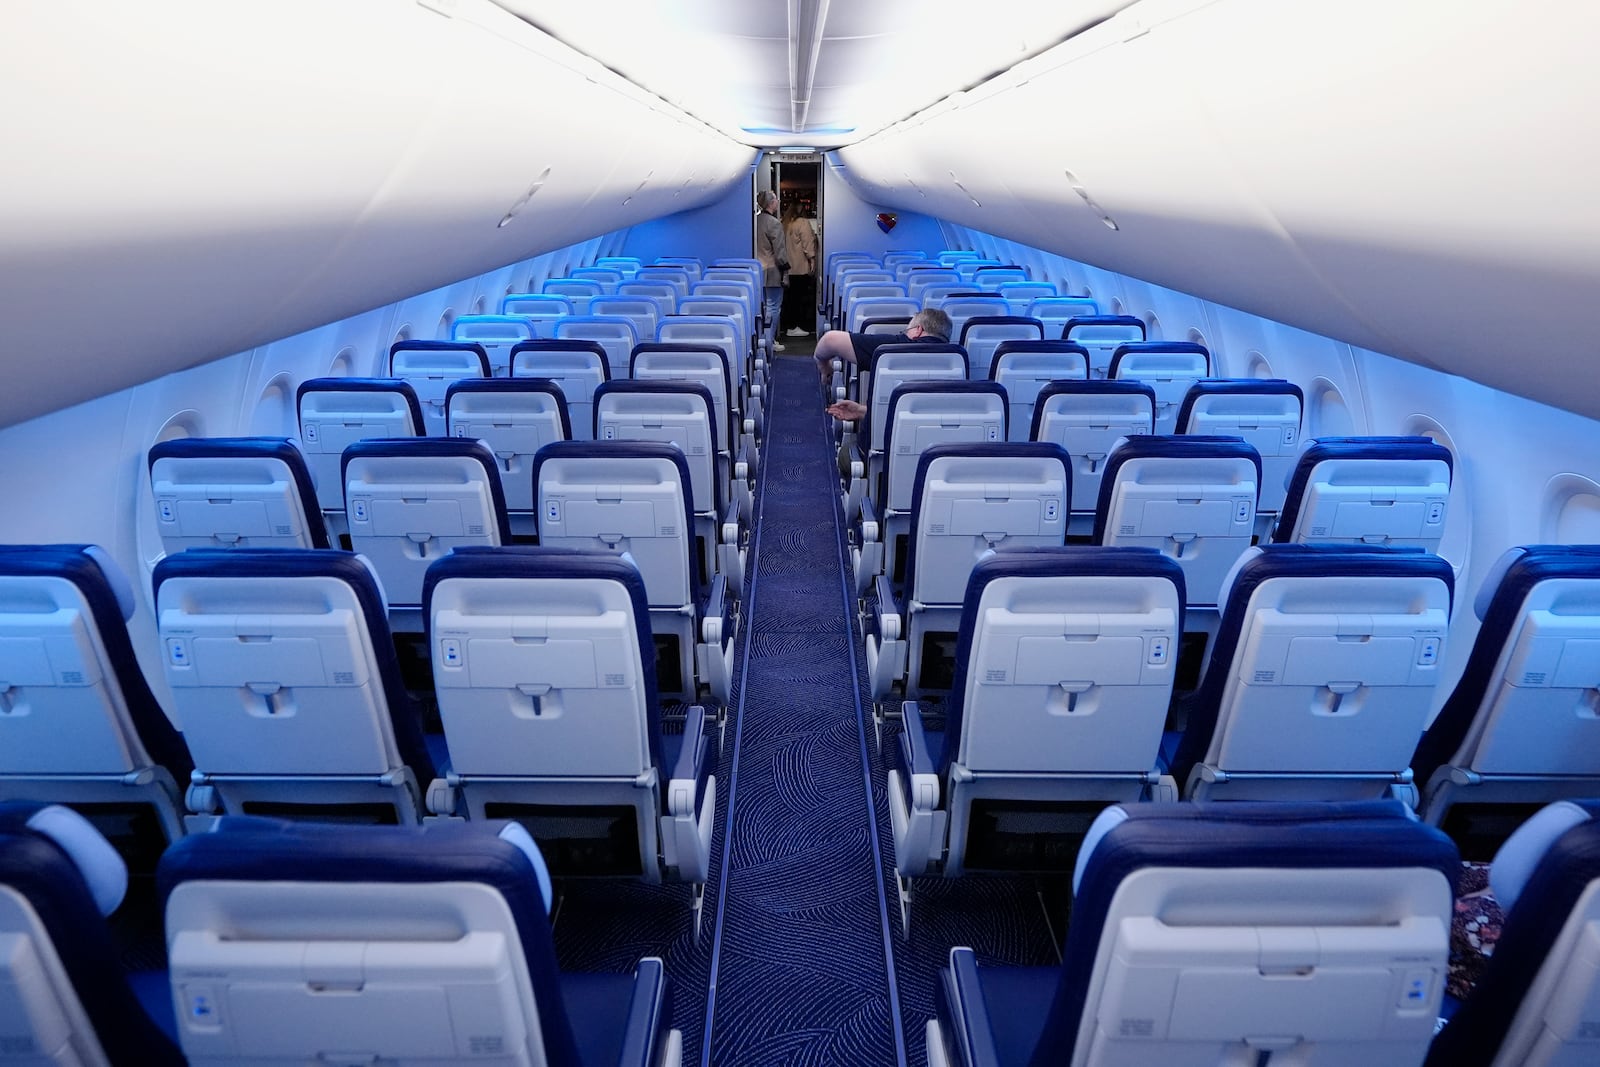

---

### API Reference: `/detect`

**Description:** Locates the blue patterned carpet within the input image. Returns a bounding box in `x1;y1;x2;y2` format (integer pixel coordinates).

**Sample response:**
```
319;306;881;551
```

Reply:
553;353;1064;1066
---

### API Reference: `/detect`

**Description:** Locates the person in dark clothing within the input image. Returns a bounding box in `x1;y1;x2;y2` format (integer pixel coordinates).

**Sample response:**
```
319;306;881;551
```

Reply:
814;307;953;419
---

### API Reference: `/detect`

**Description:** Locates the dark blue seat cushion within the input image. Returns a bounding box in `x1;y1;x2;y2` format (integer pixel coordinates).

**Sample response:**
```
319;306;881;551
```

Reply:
0;802;184;1066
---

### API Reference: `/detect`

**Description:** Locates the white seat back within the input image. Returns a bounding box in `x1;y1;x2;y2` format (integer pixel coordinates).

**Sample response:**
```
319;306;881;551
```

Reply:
390;346;489;435
297;382;422;513
1109;346;1210;434
553;316;639;379
1032;383;1156;514
446;382;570;513
990;345;1089;441
509;344;607;442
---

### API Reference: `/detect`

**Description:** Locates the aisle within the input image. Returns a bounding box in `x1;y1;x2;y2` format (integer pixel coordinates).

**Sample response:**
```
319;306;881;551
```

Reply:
702;351;905;1066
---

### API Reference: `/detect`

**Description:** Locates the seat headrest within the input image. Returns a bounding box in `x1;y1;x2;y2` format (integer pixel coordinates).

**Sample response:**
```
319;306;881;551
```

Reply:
82;545;137;622
1073;805;1129;896
1491;800;1600;910
25;804;127;916
1474;546;1528;622
497;823;552;915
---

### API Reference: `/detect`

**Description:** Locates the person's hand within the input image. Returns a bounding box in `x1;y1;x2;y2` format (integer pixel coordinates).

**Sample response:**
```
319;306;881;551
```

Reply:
826;399;867;422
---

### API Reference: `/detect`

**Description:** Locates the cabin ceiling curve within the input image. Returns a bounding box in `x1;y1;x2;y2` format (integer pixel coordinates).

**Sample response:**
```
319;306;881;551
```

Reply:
835;0;1600;422
0;0;753;429
496;0;1128;146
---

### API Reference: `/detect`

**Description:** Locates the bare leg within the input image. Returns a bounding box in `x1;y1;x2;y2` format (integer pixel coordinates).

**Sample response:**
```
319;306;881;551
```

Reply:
814;329;857;389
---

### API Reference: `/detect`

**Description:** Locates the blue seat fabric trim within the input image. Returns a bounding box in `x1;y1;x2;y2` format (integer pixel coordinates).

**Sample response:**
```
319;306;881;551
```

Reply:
957;316;1045;347
150;548;436;786
1027;800;1459;1066
1174;378;1304;435
902;442;1073;603
154;815;585;1067
987;340;1090;380
1272;436;1456;544
1091;435;1264;544
340;437;513;544
0;546;194;784
1169;544;1456;789
931;546;1186;777
387;339;492;378
1106;340;1211;378
508;339;613;382
444;377;574;443
1410;545;1600;788
0;802;185;1066
1424;805;1600;1067
421;546;665;778
295;378;425;439
147;437;329;549
1027;379;1156;442
1060;314;1145;342
530;441;705;603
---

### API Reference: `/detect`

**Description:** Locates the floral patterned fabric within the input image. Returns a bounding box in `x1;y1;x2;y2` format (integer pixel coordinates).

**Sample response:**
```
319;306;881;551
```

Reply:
1449;861;1505;1000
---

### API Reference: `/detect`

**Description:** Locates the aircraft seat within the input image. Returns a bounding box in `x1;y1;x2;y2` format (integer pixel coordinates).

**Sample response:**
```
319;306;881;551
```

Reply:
553;315;640;380
158;814;682;1066
540;277;603;314
0;544;192;846
445;377;572;522
1025;295;1099;341
929;800;1457;1067
1272;436;1453;551
1172;544;1454;803
1093;434;1261;610
1062;314;1146;378
341;437;511;614
957;316;1044;382
533;442;733;709
1107;341;1211;435
1175;378;1304;517
423;547;715;901
866;442;1070;707
0;801;183;1065
1413;545;1600;852
1030;380;1157;531
295;377;425;516
1425;798;1600;1067
389;339;492;435
500;292;576;337
510;338;611;443
987;340;1089;441
153;547;438;828
450;315;533;377
890;548;1186;899
148;436;330;553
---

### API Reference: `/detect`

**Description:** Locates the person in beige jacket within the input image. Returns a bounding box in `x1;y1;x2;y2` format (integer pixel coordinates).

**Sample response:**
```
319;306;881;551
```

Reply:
754;190;788;352
781;205;818;336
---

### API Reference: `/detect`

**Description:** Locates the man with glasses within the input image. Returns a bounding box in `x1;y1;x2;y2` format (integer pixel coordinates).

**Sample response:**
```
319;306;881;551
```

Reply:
814;307;953;420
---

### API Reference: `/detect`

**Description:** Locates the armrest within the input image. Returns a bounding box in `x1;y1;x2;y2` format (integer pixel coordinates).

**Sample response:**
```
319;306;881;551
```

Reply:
868;574;902;641
667;704;711;816
616;957;671;1067
901;700;937;780
720;500;742;545
700;574;733;646
940;948;1005;1067
855;495;880;545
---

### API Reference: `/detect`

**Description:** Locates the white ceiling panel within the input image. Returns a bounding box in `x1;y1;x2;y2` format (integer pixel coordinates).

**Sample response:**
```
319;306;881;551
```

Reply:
494;0;1128;144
